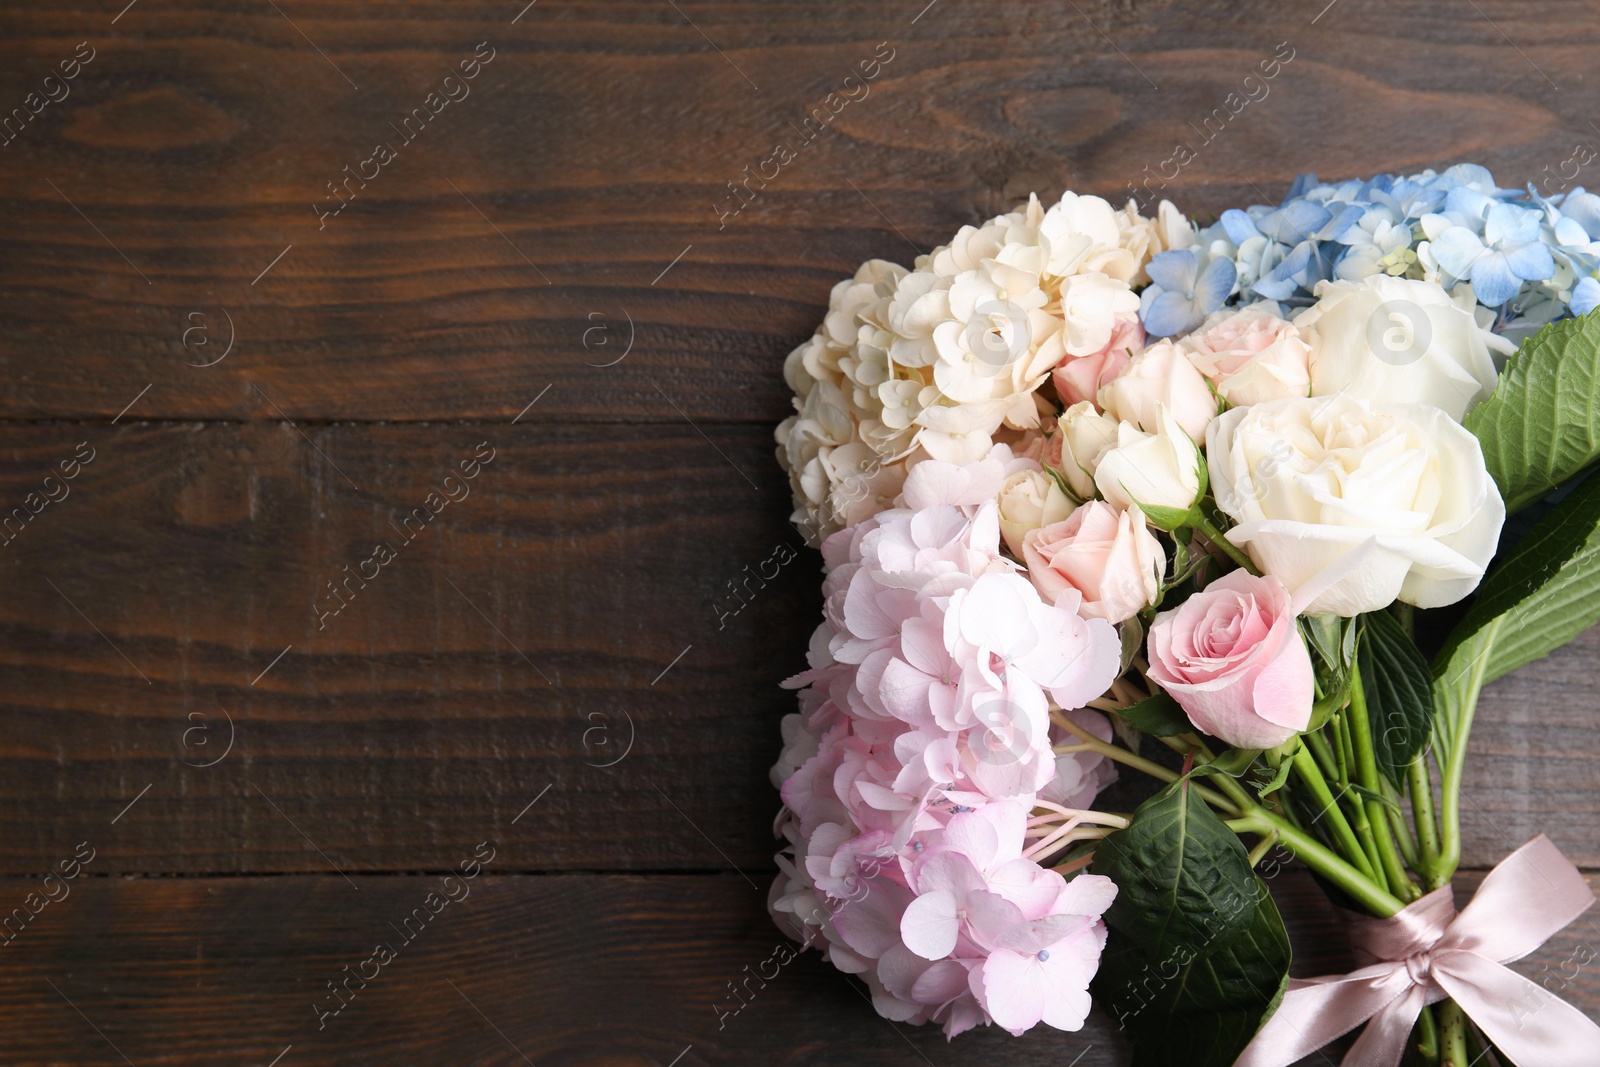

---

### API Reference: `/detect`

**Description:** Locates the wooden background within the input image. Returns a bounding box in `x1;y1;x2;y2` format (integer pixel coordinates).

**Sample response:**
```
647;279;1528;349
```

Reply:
1;0;1598;1063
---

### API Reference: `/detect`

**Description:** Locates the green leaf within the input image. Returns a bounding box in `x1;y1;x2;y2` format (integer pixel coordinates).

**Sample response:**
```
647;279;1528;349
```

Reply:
1433;469;1600;762
1301;614;1352;676
1119;615;1145;674
1093;782;1257;960
1093;877;1292;1067
1357;610;1433;786
1436;468;1600;688
1465;311;1600;512
1115;690;1192;738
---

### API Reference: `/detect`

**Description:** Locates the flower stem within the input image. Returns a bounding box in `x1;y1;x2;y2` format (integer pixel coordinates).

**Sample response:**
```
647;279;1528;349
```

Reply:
1192;513;1260;575
1414;1003;1441;1065
1408;754;1445;889
1439;1000;1470;1066
1290;743;1379;883
1240;808;1405;917
1437;619;1501;884
1052;716;1239;814
1346;662;1419;901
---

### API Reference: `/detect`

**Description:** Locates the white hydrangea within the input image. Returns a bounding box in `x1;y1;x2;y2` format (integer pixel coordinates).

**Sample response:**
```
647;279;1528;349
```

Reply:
778;192;1189;541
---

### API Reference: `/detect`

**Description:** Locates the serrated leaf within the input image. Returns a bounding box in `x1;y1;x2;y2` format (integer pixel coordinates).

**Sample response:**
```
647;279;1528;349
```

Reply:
1093;782;1257;959
1436;467;1600;688
1116;690;1192;737
1433;469;1600;762
1093;877;1292;1067
1465;311;1600;512
1357;610;1433;785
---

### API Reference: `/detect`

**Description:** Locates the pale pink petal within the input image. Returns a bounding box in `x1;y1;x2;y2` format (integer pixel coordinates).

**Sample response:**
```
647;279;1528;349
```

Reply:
900;889;959;960
910;959;971;1007
833;880;914;960
977;949;1051;1034
1049;872;1119;918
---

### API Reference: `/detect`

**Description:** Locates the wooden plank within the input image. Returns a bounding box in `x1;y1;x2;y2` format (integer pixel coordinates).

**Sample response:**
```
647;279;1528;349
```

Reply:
0;870;1588;1066
0;0;1596;421
0;420;1593;875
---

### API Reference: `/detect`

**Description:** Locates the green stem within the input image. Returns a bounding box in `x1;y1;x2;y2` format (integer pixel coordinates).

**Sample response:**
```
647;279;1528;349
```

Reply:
1438;619;1501;884
1302;729;1343;786
1246;830;1279;867
1332;710;1354;785
1242;808;1405;917
1192;513;1259;574
1381;777;1419;870
1054;718;1239;815
1408;754;1445;889
1414;1004;1441;1065
1291;744;1378;883
1347;662;1418;900
1439;1000;1470;1067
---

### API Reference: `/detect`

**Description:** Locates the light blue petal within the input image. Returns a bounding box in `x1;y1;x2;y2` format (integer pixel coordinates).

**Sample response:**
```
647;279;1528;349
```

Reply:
1249;274;1298;301
1219;209;1261;246
1470;253;1522;307
1265;200;1331;244
1439;163;1499;194
1321;204;1366;241
1555;216;1591;247
1562;191;1600;237
1571;277;1600;317
1445;187;1494;227
1430;227;1487;278
1285;172;1319;200
1141;289;1195;338
1502;240;1555;282
1193;256;1238;313
1144;249;1196;292
1485;203;1542;246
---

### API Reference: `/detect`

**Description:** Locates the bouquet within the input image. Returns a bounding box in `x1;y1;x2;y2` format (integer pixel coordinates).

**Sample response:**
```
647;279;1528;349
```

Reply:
767;166;1600;1066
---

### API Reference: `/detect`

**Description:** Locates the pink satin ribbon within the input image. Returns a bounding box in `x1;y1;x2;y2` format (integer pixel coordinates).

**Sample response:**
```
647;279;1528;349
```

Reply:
1235;834;1600;1067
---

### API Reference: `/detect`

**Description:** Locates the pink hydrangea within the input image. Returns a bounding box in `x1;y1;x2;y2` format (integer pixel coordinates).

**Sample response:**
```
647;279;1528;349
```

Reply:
769;453;1125;1038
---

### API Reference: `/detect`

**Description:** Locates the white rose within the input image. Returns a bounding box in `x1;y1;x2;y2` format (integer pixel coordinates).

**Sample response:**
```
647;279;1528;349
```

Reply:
1099;339;1218;442
1055;401;1119;500
1094;407;1202;516
1207;394;1505;616
997;468;1076;557
1295;276;1498;421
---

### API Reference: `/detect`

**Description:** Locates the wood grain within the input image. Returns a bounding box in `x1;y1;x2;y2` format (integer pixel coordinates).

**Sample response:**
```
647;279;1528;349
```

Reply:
0;0;1595;421
0;421;1591;875
0;870;1589;1066
4;0;1600;1061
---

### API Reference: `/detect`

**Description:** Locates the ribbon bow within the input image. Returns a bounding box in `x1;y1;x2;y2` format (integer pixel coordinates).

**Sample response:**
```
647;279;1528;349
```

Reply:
1236;835;1600;1067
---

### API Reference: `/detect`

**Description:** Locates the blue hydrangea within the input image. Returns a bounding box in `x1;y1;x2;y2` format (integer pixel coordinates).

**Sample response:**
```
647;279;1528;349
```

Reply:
1140;248;1237;337
1150;164;1600;339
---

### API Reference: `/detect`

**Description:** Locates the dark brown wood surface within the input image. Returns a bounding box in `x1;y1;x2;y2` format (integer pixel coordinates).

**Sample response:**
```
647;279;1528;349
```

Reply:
2;0;1598;1063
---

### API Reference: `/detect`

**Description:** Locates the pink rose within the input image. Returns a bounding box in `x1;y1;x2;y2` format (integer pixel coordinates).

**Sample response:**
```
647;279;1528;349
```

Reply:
1052;318;1144;407
1022;501;1164;623
1182;304;1311;407
1145;570;1313;749
1098;339;1218;442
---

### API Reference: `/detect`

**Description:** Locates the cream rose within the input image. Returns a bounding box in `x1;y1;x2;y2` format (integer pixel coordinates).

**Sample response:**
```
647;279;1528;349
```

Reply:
997;469;1076;557
1055;401;1120;500
1207;394;1505;616
1295;276;1498;422
1182;304;1312;407
1022;501;1165;622
1099;339;1218;442
1094;407;1202;519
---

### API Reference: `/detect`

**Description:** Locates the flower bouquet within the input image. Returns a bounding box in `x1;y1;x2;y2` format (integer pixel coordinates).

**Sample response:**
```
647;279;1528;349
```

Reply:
767;166;1600;1066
